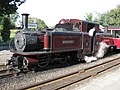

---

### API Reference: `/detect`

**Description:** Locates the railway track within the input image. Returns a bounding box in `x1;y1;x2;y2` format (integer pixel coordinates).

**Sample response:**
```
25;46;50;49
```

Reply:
0;64;15;77
20;54;120;90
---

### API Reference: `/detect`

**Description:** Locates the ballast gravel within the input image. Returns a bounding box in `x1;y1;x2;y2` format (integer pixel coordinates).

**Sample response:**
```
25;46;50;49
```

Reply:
0;50;120;90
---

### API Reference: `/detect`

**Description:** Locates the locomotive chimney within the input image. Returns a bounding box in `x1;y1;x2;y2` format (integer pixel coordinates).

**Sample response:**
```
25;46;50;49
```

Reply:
21;13;29;30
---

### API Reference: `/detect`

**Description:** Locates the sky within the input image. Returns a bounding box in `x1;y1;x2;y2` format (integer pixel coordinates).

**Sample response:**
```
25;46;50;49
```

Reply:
17;0;120;26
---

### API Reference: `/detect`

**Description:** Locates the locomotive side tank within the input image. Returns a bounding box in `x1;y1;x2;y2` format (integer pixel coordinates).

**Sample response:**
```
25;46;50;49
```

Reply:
50;31;83;51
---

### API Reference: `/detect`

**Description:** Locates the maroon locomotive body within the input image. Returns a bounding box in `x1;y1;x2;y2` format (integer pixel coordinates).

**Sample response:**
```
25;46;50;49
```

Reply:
8;14;103;71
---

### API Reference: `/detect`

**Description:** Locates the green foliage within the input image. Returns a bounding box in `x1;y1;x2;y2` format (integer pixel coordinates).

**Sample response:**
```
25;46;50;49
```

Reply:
10;12;20;29
0;25;3;32
0;0;25;45
0;16;3;34
1;17;11;42
84;5;120;27
106;5;120;26
0;29;18;45
94;13;109;26
84;13;93;21
0;0;25;43
10;29;19;38
0;0;26;16
95;5;120;27
0;16;3;23
28;17;48;30
0;16;3;24
10;12;20;23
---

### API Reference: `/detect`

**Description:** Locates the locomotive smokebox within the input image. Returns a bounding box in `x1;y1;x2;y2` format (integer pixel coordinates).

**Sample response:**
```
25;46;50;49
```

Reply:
21;13;29;30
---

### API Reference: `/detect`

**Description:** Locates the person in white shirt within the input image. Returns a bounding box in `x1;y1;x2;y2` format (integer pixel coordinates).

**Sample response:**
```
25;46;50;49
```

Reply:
89;27;96;36
89;27;96;53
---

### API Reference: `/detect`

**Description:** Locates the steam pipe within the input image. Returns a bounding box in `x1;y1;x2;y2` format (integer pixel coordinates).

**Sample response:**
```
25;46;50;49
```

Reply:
21;13;29;30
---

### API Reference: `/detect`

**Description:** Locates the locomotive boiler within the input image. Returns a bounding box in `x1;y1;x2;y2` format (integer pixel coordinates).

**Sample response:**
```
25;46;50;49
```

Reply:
8;14;104;71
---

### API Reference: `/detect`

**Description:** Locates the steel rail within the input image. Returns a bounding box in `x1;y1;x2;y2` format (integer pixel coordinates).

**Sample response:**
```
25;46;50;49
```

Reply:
20;56;120;90
0;64;7;70
0;65;16;77
61;61;120;90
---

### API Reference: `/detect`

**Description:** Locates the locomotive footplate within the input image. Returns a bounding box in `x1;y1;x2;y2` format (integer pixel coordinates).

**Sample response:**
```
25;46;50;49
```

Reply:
10;48;82;56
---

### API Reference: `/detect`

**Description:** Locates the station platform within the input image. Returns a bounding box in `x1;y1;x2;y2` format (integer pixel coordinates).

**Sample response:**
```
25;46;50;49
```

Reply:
74;65;120;90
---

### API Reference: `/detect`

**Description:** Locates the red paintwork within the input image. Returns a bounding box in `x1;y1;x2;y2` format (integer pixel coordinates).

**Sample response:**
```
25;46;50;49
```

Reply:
104;27;120;49
59;19;70;24
108;28;120;30
105;27;120;30
70;19;82;31
101;37;114;45
69;19;99;32
26;57;38;64
37;35;44;42
112;38;120;48
70;19;81;25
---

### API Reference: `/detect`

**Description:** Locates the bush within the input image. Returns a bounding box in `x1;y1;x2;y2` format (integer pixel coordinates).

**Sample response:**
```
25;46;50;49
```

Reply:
1;17;11;42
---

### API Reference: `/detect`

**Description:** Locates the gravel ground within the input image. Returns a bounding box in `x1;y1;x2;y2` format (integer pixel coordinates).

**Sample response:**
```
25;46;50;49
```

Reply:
0;50;120;90
0;50;13;65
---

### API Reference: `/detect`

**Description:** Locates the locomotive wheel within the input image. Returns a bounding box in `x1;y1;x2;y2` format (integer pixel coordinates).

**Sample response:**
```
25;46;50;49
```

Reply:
38;61;49;68
22;57;28;69
59;56;69;64
59;59;68;64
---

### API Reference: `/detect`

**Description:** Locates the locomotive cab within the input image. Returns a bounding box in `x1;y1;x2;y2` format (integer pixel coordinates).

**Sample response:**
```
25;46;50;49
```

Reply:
55;23;73;31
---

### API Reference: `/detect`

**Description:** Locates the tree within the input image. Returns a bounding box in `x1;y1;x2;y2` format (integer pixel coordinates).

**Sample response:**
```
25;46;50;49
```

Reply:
94;13;109;26
0;0;25;42
84;13;93;21
10;12;20;29
1;17;11;42
84;5;120;27
0;0;26;16
95;5;120;26
28;17;48;30
106;5;120;26
0;16;3;31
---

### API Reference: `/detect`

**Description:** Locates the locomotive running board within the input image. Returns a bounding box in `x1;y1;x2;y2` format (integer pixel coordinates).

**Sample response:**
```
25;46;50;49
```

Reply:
10;48;82;55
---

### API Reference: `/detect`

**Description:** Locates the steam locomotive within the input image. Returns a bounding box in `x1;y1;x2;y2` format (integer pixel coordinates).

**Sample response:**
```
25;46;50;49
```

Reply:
8;14;115;71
